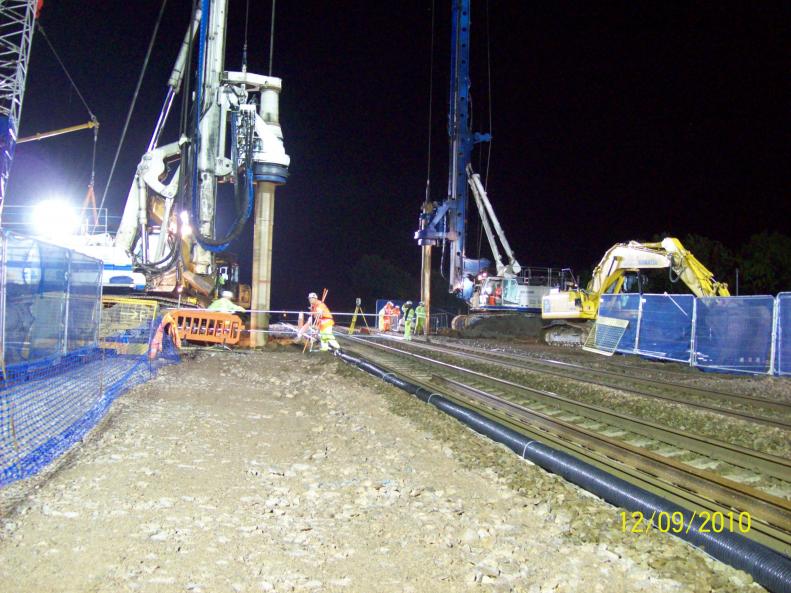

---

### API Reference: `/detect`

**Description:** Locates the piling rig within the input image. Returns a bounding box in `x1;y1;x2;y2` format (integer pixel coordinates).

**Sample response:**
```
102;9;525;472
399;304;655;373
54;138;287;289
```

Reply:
70;0;289;307
415;0;561;335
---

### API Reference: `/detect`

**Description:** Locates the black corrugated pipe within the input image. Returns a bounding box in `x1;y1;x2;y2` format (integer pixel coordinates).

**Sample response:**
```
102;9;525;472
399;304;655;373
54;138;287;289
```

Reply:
333;349;791;593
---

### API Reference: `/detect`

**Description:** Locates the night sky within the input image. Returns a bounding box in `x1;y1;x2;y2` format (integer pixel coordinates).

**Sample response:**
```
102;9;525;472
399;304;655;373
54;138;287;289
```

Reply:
8;1;789;310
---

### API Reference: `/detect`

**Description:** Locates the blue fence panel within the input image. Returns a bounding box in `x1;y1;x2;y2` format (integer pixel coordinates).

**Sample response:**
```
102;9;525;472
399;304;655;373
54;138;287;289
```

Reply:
693;296;775;374
67;252;103;352
597;294;641;352
29;241;70;360
0;234;3;360
3;233;42;364
2;232;103;365
375;299;405;332
595;291;785;376
636;294;694;363
777;292;791;376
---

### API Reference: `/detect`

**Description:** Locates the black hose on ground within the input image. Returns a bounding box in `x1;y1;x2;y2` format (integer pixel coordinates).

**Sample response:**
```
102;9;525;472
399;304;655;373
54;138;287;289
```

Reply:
333;349;791;593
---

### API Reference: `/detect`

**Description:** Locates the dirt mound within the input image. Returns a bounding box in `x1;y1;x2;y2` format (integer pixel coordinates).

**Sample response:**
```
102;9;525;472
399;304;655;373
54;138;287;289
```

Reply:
457;313;543;339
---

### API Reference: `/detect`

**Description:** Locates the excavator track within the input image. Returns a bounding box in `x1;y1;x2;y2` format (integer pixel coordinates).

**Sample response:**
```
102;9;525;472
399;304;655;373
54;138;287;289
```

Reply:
540;320;592;347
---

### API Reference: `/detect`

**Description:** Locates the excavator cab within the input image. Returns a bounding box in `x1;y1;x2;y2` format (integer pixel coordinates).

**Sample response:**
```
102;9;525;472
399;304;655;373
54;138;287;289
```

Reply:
611;271;643;294
502;278;519;305
480;277;503;306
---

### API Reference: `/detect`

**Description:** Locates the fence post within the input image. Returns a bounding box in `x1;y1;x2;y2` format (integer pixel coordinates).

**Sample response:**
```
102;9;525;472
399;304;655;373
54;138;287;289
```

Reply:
781;294;788;376
62;250;71;356
634;296;644;353
689;298;698;367
92;259;103;349
0;231;6;370
769;296;778;376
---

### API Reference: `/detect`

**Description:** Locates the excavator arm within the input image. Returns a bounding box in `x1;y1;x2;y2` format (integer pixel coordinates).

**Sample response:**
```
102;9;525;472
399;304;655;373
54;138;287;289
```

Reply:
657;237;730;297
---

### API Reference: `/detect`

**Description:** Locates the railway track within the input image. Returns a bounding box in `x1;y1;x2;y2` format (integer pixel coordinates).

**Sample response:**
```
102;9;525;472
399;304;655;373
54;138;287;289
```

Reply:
337;334;791;557
434;338;790;405
381;337;791;429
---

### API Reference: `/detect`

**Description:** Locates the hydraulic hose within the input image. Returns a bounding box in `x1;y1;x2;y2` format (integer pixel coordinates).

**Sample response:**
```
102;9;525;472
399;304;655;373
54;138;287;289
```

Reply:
133;233;180;272
333;349;791;593
191;108;255;252
192;165;253;252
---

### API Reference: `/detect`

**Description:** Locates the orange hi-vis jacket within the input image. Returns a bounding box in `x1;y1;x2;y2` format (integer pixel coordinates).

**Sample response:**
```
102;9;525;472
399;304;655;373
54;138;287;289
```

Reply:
311;301;334;331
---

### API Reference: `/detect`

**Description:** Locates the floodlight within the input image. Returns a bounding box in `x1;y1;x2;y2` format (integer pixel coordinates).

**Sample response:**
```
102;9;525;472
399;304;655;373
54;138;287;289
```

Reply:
31;198;79;240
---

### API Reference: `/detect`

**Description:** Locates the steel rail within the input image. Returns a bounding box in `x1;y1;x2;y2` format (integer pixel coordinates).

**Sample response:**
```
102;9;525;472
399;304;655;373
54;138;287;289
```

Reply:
339;336;791;555
450;369;791;480
341;336;790;480
374;337;791;429
427;338;791;413
437;376;791;557
433;376;790;525
344;337;791;478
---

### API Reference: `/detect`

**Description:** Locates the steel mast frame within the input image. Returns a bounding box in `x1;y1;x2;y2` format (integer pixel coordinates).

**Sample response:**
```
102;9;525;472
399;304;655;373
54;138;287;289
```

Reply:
415;0;490;293
0;0;38;222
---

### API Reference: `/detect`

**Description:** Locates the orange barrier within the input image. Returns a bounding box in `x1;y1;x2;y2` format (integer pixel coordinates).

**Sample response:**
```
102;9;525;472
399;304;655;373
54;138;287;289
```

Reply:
170;309;244;345
148;312;184;359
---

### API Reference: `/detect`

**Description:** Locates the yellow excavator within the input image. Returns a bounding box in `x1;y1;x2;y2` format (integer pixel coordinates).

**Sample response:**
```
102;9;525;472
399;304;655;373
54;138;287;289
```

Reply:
541;237;730;345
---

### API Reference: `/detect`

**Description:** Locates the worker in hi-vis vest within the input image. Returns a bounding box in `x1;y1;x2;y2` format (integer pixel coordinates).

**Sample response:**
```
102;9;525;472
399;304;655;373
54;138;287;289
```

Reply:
414;301;426;335
402;300;415;340
309;292;340;352
378;301;394;331
208;290;245;313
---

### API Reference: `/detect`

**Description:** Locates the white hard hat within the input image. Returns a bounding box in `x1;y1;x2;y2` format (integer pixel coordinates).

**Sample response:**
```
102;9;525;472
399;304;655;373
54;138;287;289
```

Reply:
221;290;234;299
308;292;318;299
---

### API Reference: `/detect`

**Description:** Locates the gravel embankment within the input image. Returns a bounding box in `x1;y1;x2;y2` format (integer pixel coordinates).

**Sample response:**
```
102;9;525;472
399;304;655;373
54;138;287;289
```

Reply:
0;349;763;592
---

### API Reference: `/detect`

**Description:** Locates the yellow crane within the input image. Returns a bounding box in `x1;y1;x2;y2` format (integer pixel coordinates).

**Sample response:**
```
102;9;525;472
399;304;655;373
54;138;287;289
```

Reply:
16;118;98;144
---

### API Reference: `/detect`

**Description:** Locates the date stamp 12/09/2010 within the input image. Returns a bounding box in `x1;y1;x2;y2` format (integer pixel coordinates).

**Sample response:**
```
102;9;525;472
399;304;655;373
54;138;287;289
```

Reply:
620;510;751;534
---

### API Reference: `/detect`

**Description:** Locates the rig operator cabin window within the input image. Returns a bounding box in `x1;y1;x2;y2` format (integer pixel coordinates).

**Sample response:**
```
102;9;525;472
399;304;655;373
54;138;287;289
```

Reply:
503;278;519;305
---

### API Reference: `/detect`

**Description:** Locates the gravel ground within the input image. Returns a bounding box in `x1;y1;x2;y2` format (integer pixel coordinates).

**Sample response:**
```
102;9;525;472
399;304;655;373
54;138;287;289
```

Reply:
0;348;766;593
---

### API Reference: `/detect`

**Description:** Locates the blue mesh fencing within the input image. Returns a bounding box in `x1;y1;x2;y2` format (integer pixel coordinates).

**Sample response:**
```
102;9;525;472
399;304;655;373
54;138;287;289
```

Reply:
693;296;775;374
774;292;790;376
597;294;641;352
636;294;695;362
0;333;179;487
1;231;180;488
